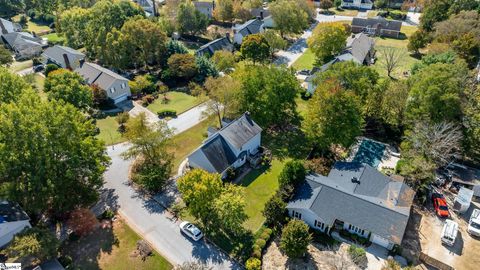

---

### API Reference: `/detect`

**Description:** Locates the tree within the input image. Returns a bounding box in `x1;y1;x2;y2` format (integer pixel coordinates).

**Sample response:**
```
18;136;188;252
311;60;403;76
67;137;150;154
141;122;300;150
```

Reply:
214;184;248;234
204;76;240;127
67;208;99;236
168;53;197;80
380;47;403;78
177;169;223;226
280;219;312;258
278;160;306;189
240;34;271;63
463;85;480;160
334;0;342;8
262;29;287;57
211;50;236;72
308;22;348;64
397;154;436;190
448;0;480;15
407;30;429;55
452;32;480;68
304;79;363;151
6;227;59;262
270;0;309;37
195;56;219;83
419;0;451;32
166;39;189;59
233;65;299;127
214;0;234;22
0;91;109;216
245;258;261;270
0;67;30;104
129;74;155;95
233;0;251;22
0;0;25;17
91;84;108;107
379;80;409;127
0;47;13;67
262;195;287;227
320;0;333;10
44;69;93;110
411;50;458;75
177;1;209;36
44;63;59;76
115;111;129;133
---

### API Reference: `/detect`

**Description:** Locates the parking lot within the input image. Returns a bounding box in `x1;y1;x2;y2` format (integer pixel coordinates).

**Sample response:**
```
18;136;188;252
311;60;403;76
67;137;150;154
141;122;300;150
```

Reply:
403;193;480;270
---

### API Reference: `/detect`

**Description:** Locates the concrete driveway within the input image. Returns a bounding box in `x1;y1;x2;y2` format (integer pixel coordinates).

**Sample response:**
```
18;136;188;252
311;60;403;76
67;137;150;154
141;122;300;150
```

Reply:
104;143;239;269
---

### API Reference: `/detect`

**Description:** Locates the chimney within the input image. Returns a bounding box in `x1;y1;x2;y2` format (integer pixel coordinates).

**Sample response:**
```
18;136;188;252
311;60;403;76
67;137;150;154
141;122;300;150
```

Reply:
351;177;359;184
79;58;85;68
225;32;230;41
63;53;72;70
260;11;264;20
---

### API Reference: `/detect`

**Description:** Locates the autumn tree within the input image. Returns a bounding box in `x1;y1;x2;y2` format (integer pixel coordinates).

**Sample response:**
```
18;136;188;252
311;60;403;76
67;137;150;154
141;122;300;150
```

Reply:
280;219;312;258
67;208;99;236
214;0;234;22
308;22;348;64
167;53;197;80
211;50;236;72
204;76;240;127
270;0;310;37
240;34;271;63
44;69;93;110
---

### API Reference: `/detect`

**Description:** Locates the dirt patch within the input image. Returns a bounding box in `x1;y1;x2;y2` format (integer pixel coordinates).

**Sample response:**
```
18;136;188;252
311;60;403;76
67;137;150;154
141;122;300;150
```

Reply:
262;239;359;270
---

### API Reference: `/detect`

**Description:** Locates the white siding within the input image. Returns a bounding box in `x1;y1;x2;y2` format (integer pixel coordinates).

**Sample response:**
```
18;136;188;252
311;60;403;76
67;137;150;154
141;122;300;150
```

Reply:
343;222;370;238
287;208;329;233
187;150;217;173
0;220;31;248
233;33;244;45
370;233;394;250
227;133;261;157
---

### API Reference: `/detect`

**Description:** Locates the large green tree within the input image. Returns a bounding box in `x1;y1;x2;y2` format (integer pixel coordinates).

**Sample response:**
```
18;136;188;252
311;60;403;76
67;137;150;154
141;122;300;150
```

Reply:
177;1;209;36
419;0;452;32
44;69;93;110
270;0;309;37
204;76;240;127
280;219;312;258
0;47;13;67
240;34;270;63
308;22;348;64
214;184;247;235
0;0;25;17
0;67;30;104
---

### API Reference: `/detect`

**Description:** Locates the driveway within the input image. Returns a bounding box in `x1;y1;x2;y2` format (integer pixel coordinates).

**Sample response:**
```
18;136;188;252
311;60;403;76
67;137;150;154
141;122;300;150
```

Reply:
16;67;34;76
104;143;239;269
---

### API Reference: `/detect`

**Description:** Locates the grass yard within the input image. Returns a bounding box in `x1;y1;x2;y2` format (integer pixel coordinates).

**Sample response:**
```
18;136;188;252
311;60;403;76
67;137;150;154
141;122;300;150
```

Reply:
62;218;172;270
147;92;204;115
12;15;52;33
96;115;126;146
44;33;65;44
296;96;309;119
9;60;33;73
292;48;315;71
333;8;359;17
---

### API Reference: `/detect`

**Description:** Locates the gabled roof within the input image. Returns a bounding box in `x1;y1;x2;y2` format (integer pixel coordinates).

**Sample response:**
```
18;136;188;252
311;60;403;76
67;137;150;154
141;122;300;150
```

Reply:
42;45;85;67
234;18;263;37
75;62;128;91
288;162;414;244
250;8;271;19
219;112;262;150
0;201;29;223
352;17;402;32
196;37;233;56
343;33;375;64
1;32;44;52
0;18;21;35
198;135;238;173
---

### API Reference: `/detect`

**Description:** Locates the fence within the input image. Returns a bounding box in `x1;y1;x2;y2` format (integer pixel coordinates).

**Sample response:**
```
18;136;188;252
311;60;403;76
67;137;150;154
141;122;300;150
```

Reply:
419;252;455;270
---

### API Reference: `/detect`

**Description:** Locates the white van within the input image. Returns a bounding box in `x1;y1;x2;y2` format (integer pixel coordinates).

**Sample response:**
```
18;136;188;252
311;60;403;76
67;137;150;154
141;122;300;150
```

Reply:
441;219;458;246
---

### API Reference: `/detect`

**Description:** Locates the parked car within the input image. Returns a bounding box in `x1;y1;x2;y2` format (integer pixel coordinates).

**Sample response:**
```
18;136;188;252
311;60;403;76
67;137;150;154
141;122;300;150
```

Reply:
468;208;480;237
179;221;203;241
33;65;44;72
432;193;450;217
441;219;458;246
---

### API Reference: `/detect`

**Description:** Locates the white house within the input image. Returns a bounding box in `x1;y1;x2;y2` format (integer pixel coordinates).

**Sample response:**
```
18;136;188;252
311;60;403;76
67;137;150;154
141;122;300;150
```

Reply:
287;162;414;250
233;18;265;45
341;0;373;10
187;112;262;178
0;201;31;248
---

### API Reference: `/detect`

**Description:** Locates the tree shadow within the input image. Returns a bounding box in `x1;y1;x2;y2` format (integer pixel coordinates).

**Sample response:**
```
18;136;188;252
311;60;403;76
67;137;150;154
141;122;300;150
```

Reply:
198;229;254;264
263;127;311;161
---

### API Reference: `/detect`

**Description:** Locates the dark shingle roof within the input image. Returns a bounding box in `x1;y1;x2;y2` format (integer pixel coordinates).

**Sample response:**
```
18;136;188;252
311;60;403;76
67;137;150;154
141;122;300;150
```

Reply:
250;8;271;19
1;32;43;52
200;136;237;173
193;1;214;9
234;18;263;37
0;18;21;34
352;17;402;32
196;37;233;56
42;45;85;68
75;62;128;90
0;201;29;223
288;162;414;244
219;112;262;150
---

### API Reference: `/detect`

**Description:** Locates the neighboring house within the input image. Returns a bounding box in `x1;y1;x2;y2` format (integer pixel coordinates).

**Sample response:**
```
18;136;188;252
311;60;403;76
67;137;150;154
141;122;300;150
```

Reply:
0;32;46;60
187;112;262;178
196;36;233;57
250;8;275;28
194;1;215;19
287;162;414;250
341;0;373;10
351;17;402;38
133;0;155;17
41;45;86;70
0;18;22;34
75;62;131;104
305;33;375;94
381;0;406;9
0;201;31;248
233;18;265;45
33;259;65;270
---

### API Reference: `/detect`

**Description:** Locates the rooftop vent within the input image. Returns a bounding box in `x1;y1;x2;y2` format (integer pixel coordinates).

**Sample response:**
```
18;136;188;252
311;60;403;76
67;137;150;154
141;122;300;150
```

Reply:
351;177;360;184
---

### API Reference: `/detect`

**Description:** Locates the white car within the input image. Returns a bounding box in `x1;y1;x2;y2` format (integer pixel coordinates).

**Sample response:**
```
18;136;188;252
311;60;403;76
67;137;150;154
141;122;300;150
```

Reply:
180;221;203;241
468;209;480;237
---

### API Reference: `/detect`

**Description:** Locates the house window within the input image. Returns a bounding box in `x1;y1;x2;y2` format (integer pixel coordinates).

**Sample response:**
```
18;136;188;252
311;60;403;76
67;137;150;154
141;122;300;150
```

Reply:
349;224;352;230
361;229;365;235
110;87;115;93
292;210;301;219
121;83;125;89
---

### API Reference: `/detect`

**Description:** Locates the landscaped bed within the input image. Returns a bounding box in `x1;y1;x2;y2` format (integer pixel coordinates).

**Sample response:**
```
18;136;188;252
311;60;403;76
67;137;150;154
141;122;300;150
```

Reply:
146;92;204;117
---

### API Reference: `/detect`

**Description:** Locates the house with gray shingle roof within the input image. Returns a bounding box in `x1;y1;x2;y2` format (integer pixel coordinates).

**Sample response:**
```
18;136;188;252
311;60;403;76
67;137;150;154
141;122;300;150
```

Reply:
41;45;86;70
0;201;31;248
351;16;402;38
233;18;265;45
287;162;414;250
187;112;262;178
75;62;131;104
0;31;46;60
0;18;21;35
196;36;233;57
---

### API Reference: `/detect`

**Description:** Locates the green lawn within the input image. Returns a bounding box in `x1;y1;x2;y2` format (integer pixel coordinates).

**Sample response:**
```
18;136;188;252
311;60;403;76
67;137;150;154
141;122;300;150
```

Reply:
62;219;172;270
240;159;284;231
147;92;204;115
292;48;315;71
333;8;359;17
12;15;52;33
96;115;126;145
44;33;65;44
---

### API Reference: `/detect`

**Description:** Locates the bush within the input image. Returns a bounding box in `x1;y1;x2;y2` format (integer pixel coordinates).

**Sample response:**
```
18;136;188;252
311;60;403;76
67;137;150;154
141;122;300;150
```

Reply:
142;94;155;105
280;219;312;258
58;255;73;267
278;160;306;189
255;239;266;249
6;227;59;261
246;257;261;270
262;194;287;227
157;109;177;118
102;209;115;220
260;229;272;240
44;64;59;76
348;245;367;266
131;159;172;193
251;248;262;259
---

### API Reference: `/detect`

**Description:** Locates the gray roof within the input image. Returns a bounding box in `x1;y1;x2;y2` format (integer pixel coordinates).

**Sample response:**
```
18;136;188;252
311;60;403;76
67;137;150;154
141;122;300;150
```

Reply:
234;18;263;37
250;8;271;19
42;45;85;68
196;37;233;56
75;62;128;91
288;162;414;244
0;18;21;34
351;17;402;32
0;201;29;223
199;135;237;173
1;32;43;51
344;33;374;64
218;112;262;150
193;1;214;9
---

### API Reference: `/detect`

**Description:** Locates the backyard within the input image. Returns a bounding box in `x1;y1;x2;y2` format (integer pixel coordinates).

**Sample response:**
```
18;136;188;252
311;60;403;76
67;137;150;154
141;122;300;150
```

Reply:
146;92;204;116
292;48;315;71
61;218;172;270
43;33;65;44
96;115;126;146
12;15;52;34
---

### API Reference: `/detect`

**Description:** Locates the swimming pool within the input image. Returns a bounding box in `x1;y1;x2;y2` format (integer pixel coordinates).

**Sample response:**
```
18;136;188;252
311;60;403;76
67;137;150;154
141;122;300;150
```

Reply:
352;139;386;168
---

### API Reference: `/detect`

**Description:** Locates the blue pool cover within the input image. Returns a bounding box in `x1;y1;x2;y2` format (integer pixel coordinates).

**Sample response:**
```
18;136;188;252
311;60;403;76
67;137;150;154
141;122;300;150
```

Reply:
352;139;386;168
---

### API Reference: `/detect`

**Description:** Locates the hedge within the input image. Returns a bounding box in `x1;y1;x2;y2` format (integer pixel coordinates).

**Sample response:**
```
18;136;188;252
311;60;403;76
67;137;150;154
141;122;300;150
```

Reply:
157;109;177;118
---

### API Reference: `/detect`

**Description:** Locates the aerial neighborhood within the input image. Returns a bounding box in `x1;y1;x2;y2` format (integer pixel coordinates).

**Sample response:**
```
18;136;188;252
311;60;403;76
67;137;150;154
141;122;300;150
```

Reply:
0;0;480;270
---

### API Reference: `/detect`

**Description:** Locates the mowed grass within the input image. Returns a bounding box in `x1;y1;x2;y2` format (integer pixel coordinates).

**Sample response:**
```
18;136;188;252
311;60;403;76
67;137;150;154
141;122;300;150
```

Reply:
44;32;65;43
292;48;315;71
62;218;172;270
239;159;284;231
333;8;359;17
96;115;126;145
147;92;204;115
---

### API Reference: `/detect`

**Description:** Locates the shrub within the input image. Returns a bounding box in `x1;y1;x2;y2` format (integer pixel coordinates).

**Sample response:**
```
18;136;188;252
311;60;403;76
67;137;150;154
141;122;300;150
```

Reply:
142;94;155;105
67;208;99;237
305;157;333;176
260;229;272;241
131;159;172;193
6;227;59;261
246;257;261;270
58;255;73;267
255;239;266;249
251;248;262;259
44;64;59;76
262;194;287;227
280;219;312;258
102;209;115;220
348;245;367;266
157;109;177;118
278;160;306;189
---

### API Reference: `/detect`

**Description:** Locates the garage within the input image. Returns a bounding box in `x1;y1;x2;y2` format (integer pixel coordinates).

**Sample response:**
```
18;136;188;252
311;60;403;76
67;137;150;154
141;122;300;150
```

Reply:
371;234;393;249
113;93;129;104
